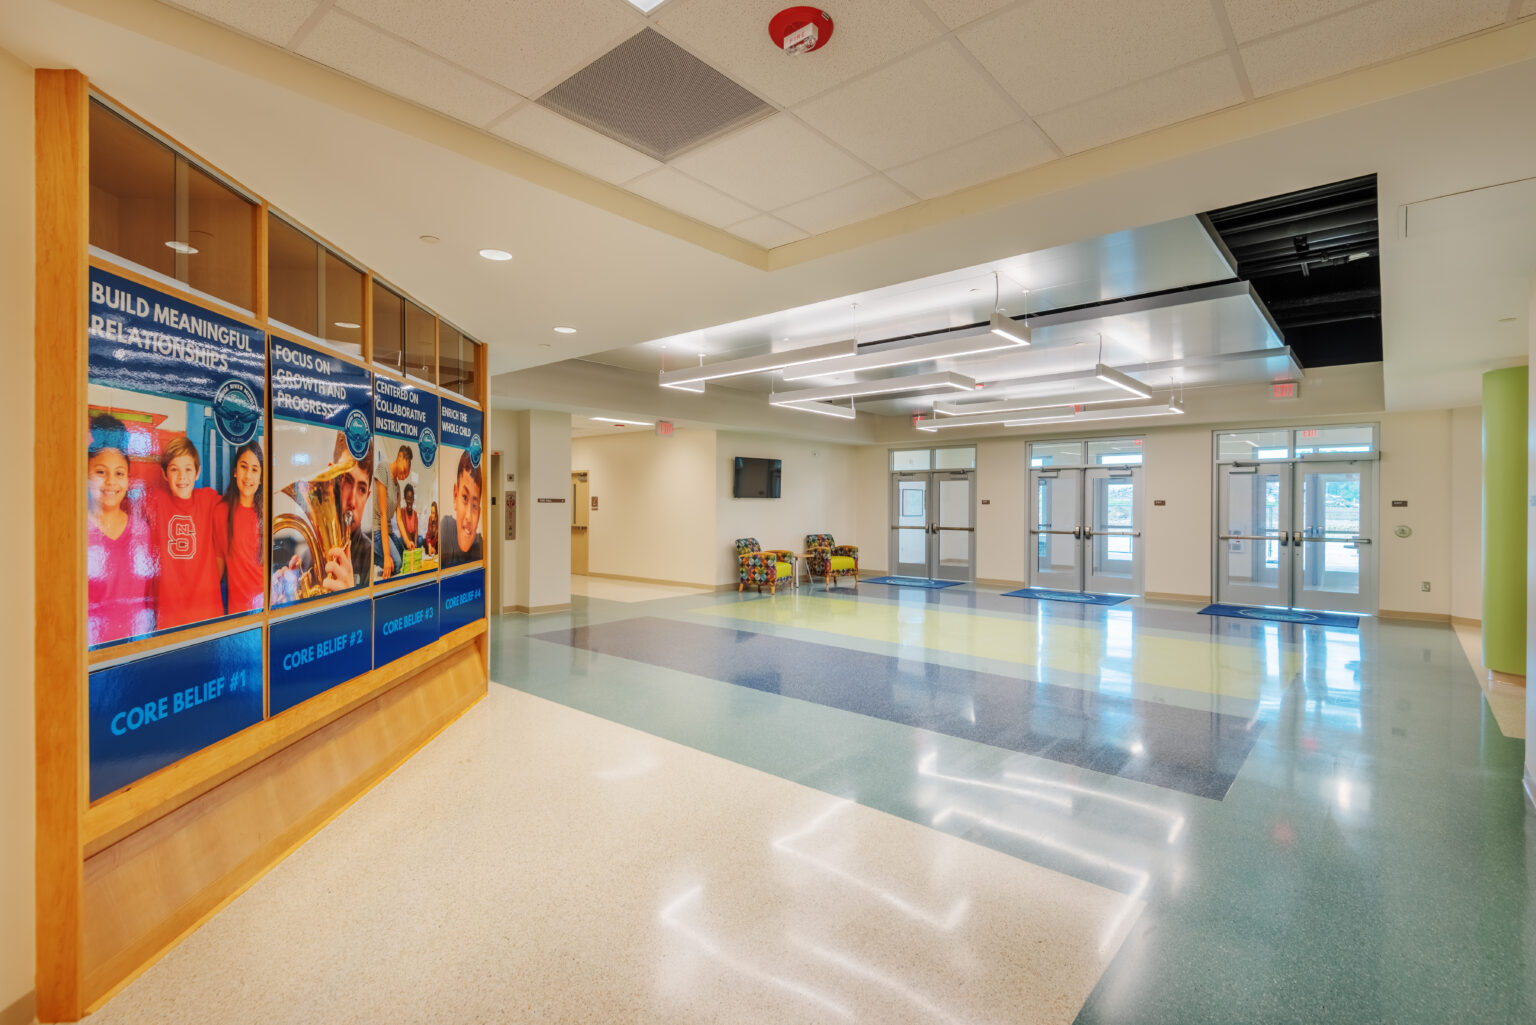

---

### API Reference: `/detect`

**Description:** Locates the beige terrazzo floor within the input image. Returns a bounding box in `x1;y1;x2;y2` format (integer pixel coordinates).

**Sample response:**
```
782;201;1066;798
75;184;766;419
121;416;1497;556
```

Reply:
81;685;1138;1025
569;574;717;603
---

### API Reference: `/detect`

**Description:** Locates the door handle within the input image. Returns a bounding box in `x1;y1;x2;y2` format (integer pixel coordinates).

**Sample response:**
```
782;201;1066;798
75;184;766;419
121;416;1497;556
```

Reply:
1352;537;1372;544
1292;531;1302;545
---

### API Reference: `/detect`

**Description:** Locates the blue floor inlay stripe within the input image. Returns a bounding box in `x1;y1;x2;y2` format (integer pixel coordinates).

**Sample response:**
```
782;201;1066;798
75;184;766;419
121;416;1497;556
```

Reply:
1199;603;1360;628
861;576;964;589
1001;587;1132;606
532;616;1261;799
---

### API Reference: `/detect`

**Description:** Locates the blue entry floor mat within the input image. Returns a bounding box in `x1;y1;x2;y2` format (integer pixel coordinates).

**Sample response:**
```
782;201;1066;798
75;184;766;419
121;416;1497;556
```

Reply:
1002;588;1132;606
532;617;1260;799
1199;603;1360;629
861;576;964;589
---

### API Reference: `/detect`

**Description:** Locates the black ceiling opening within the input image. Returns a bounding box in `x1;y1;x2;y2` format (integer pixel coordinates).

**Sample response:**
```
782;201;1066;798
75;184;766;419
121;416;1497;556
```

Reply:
1204;174;1381;368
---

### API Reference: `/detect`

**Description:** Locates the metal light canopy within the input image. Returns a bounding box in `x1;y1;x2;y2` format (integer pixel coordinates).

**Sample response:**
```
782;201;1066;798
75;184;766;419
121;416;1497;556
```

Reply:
658;337;857;390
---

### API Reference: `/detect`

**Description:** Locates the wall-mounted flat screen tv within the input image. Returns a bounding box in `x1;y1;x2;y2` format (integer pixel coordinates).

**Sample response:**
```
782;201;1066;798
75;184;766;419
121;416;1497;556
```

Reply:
733;457;781;498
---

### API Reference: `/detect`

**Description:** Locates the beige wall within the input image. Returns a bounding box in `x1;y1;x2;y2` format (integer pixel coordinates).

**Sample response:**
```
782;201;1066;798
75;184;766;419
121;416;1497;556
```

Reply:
716;432;857;585
573;427;718;588
494;409;573;610
0;46;34;1020
1142;426;1216;598
1377;411;1455;615
1448;406;1482;622
975;438;1027;584
852;446;890;575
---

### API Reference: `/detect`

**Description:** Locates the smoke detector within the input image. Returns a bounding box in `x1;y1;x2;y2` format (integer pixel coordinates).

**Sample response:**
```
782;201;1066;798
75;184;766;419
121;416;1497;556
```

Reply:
769;7;834;55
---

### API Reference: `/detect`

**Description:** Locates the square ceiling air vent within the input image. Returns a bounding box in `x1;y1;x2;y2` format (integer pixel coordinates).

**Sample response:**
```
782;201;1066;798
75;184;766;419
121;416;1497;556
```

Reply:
537;29;775;162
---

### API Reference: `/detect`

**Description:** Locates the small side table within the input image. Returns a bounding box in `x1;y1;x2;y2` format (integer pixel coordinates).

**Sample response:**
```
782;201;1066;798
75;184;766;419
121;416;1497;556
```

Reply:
792;552;817;590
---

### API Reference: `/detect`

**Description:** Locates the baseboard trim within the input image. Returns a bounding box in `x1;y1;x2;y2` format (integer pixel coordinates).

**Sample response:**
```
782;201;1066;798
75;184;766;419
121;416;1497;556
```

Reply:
0;990;34;1025
1144;591;1210;604
1378;608;1451;623
582;571;716;590
1525;766;1535;813
504;603;573;615
1450;615;1482;627
974;578;1026;590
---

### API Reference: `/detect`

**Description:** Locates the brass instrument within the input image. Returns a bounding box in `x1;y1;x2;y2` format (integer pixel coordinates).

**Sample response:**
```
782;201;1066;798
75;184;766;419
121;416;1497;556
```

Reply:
273;458;356;598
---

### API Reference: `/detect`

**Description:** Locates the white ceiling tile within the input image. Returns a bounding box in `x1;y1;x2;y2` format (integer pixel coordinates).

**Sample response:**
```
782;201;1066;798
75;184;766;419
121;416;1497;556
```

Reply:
917;0;1019;30
624;167;761;227
1241;0;1509;96
671;114;871;210
1220;0;1376;43
774;176;914;235
491;104;661;185
795;41;1021;170
653;0;942;108
725;214;809;249
1036;55;1246;155
297;11;522;127
165;0;319;45
336;0;641;96
957;0;1227;115
885;123;1057;199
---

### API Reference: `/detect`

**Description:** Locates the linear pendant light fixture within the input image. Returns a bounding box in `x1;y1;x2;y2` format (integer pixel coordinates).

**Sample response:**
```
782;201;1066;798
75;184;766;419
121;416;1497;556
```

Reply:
989;271;1030;345
773;371;977;414
1093;363;1151;398
659;337;857;390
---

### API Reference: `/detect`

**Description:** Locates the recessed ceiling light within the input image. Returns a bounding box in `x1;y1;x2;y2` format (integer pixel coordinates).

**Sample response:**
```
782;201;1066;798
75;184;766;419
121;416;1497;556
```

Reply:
333;321;361;330
419;234;440;244
165;240;198;254
479;248;513;261
554;326;577;334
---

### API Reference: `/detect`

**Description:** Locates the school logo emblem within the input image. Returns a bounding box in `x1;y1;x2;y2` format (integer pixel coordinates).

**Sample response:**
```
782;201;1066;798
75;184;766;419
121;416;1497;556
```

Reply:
418;427;438;468
468;432;482;469
167;515;196;559
213;379;260;445
344;409;372;461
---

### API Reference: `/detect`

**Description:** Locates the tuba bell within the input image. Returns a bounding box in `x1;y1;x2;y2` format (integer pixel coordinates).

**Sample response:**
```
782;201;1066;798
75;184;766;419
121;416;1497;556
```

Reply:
273;457;356;598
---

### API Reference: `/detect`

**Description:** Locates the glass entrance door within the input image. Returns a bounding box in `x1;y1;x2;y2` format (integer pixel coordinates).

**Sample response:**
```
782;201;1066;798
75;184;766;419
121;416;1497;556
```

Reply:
891;474;931;578
1294;462;1373;613
1030;468;1083;590
1085;467;1143;595
890;472;976;580
1216;461;1374;612
1217;465;1290;607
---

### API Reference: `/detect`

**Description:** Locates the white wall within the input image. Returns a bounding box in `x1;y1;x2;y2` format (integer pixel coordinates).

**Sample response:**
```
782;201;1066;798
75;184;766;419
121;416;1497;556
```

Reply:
1142;426;1215;598
716;432;857;585
853;446;889;575
494;409;572;611
0;45;34;1021
490;408;519;611
573;427;717;587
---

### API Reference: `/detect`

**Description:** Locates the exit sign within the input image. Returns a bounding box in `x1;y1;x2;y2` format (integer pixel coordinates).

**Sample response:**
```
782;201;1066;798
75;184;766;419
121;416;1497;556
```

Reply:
1272;381;1300;399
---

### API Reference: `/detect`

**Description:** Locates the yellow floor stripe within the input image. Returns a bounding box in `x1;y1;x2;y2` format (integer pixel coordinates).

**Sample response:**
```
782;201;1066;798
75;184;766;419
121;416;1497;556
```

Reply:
699;597;1314;701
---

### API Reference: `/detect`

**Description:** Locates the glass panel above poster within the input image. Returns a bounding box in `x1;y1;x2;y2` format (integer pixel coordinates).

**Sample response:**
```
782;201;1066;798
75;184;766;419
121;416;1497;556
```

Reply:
87;267;267;647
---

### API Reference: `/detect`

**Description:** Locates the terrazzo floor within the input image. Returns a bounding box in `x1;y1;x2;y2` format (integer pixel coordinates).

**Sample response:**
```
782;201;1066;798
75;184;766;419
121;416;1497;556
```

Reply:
80;583;1536;1024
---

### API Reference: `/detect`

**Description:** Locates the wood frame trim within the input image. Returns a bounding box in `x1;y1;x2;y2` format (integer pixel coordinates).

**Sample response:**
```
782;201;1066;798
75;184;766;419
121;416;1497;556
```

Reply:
35;66;90;1025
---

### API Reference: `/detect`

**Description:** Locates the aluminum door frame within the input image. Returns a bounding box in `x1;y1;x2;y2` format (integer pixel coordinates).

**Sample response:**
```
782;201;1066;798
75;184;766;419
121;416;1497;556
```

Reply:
1028;467;1085;591
1216;463;1293;607
890;473;933;578
932;470;977;582
1292;460;1376;614
1083;466;1144;596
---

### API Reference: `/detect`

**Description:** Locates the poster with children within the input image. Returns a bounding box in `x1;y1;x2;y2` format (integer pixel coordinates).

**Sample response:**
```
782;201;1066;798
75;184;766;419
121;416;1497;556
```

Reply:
438;397;484;569
372;374;438;582
86;266;267;647
269;336;375;609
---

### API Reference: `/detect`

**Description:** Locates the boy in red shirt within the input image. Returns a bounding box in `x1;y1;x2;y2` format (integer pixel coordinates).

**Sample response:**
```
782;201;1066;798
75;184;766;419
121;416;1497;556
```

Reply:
145;435;227;629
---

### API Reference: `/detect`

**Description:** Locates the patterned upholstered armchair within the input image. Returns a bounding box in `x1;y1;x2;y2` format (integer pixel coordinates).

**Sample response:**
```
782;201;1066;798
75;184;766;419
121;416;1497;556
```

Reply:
804;534;858;588
736;538;795;594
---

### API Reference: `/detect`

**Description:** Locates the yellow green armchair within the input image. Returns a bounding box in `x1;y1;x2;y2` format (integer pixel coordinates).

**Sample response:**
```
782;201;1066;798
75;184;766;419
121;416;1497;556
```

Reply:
805;534;858;588
736;538;795;594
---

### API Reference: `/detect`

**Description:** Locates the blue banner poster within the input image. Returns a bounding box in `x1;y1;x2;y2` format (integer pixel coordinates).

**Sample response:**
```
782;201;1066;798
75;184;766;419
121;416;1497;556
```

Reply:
439;568;486;636
373;376;439;583
438;398;484;570
269;337;374;609
87;267;267;648
269;598;373;715
88;626;264;800
374;581;439;668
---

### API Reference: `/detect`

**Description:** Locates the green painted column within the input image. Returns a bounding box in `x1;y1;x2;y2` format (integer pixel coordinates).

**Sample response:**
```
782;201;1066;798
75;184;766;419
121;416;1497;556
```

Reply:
1481;366;1527;675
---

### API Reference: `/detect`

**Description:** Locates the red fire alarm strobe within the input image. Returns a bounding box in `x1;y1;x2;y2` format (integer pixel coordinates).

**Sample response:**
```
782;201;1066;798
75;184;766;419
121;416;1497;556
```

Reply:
770;7;834;54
